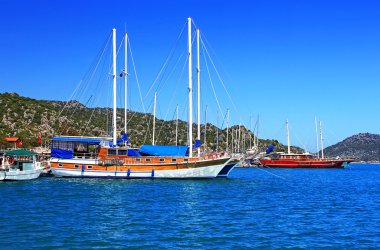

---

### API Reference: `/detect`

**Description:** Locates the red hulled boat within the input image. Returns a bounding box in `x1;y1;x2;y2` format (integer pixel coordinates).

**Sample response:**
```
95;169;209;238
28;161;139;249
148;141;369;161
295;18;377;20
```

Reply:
259;153;354;168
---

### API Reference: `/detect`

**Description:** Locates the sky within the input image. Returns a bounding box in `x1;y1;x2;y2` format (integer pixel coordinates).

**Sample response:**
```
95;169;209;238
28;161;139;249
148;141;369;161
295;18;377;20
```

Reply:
0;0;379;151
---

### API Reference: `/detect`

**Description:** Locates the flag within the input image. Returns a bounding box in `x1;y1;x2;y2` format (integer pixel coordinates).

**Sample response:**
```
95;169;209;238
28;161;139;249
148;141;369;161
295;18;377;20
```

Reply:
38;133;42;145
16;139;22;147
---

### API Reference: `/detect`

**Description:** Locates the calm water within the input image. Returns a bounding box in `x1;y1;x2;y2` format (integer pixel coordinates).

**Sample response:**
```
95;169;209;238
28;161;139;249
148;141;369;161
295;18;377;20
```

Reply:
1;164;380;249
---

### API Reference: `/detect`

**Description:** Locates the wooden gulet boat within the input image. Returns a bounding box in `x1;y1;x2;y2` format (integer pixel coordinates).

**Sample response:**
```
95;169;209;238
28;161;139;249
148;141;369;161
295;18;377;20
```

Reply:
259;120;353;168
49;137;235;178
50;19;237;179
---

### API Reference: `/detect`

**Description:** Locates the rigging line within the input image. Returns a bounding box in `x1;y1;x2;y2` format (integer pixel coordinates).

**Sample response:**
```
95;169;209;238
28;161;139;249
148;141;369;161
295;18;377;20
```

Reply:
128;38;145;113
75;33;113;107
202;46;224;121
58;32;112;120
142;98;155;145
156;43;187;95
291;126;308;152
80;96;98;135
143;21;187;102
125;38;153;133
200;36;247;128
255;166;287;180
57;34;112;134
324;125;351;152
162;50;188;121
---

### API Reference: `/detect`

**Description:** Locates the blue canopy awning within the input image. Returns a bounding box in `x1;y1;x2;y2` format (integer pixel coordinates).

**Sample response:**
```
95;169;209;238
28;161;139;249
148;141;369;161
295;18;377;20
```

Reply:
139;145;189;156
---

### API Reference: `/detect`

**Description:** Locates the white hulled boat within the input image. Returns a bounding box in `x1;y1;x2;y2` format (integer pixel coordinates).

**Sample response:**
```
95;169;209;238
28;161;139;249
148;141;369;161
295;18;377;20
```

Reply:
0;149;43;181
50;19;237;179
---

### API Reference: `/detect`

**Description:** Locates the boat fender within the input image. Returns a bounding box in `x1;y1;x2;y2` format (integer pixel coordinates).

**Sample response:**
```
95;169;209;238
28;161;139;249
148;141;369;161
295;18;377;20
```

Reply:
127;168;131;177
151;169;155;177
81;165;85;172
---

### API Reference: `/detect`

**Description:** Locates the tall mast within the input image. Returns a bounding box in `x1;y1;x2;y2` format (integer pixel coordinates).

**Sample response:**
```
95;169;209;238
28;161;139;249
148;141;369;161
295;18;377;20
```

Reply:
188;17;193;156
112;28;117;146
256;115;260;148
286;119;291;154
315;116;320;158
196;28;201;157
124;32;128;140
231;128;234;153
175;104;179;146
216;110;219;152
235;129;238;153
204;105;207;152
226;109;230;153
320;121;324;159
250;115;252;149
238;124;241;153
152;92;157;145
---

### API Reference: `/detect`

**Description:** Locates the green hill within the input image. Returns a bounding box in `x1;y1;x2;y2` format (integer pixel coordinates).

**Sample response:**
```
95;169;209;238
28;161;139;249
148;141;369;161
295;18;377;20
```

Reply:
0;92;303;153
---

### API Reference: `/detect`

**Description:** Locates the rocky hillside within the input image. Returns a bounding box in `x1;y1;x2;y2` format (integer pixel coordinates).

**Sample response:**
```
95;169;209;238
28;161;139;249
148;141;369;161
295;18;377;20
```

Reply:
324;133;380;162
1;92;296;152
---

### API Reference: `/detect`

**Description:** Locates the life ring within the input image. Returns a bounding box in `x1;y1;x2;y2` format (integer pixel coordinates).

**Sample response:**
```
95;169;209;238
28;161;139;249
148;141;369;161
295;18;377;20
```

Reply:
6;156;15;165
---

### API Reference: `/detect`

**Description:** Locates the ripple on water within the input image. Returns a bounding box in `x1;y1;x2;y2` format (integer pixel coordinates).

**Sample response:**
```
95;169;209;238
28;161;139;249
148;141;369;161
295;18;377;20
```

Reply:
1;164;380;248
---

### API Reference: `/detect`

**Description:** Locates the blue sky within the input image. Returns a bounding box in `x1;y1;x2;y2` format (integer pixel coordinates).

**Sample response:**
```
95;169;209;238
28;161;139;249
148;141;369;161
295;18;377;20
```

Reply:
1;0;379;150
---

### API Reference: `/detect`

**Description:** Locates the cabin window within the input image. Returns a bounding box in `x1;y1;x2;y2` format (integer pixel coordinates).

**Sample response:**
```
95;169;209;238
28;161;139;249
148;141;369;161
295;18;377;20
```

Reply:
159;158;164;162
184;158;189;162
172;158;177;162
87;165;93;169
58;163;63;168
118;150;128;156
135;158;141;162
146;158;151;162
108;149;117;156
74;165;79;169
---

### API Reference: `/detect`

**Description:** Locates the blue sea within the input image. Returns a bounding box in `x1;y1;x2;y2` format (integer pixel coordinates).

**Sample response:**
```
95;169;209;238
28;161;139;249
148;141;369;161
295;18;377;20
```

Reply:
1;163;380;249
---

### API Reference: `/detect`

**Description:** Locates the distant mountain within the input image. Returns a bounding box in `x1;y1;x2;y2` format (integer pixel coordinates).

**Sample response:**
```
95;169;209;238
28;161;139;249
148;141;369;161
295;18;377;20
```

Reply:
324;133;380;162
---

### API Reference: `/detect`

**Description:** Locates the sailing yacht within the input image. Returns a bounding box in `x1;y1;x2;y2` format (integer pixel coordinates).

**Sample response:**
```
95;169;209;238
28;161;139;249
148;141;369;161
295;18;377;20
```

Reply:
259;120;353;168
50;19;237;179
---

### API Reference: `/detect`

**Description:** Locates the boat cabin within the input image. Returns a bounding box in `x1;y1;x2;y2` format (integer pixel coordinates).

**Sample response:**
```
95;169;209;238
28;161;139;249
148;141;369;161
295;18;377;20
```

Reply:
1;149;37;172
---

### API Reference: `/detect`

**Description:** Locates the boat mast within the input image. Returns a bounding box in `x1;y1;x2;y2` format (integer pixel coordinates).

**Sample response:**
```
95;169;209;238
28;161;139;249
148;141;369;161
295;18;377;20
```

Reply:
250;115;252;149
226;109;230;154
188;17;193;156
256;115;259;148
315;116;320;158
112;28;117;146
238;124;241;153
231;128;234;153
175;104;179;146
216;110;219;152
320;121;324;159
196;28;201;157
204;105;207;152
152;92;157;145
124;32;128;142
286;119;291;154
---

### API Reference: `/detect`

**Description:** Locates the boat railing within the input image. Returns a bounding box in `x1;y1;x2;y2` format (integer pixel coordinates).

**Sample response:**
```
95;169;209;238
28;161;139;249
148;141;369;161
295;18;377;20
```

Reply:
73;152;98;160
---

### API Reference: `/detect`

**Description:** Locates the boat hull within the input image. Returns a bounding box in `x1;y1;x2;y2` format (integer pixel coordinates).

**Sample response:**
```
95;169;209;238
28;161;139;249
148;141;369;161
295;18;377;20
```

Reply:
0;169;42;181
259;159;351;168
216;159;239;177
50;157;230;179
